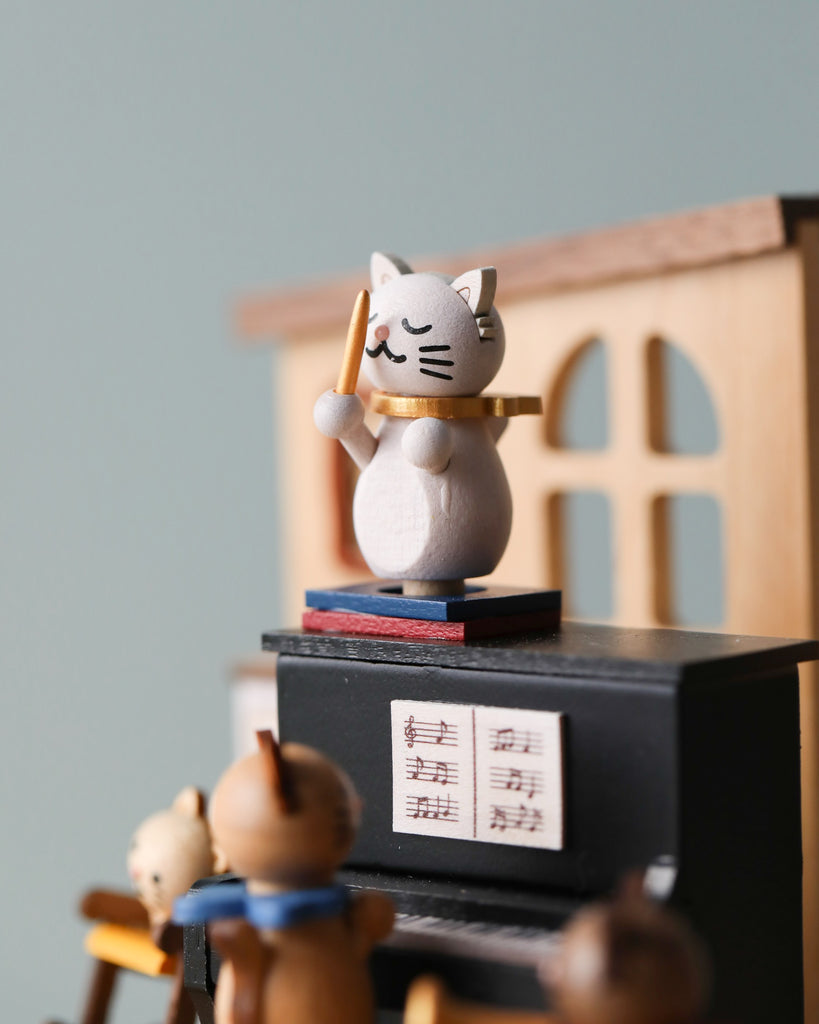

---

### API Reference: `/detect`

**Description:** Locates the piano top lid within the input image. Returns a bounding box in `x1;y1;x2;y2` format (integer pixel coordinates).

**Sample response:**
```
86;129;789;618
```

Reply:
263;621;819;686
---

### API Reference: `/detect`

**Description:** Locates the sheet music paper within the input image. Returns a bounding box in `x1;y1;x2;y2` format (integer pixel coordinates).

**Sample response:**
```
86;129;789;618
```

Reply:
391;699;564;850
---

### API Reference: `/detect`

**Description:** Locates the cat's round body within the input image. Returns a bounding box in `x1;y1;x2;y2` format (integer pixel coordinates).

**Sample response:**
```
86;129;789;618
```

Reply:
200;736;394;1024
354;414;512;580
546;894;709;1024
213;916;378;1024
314;251;516;584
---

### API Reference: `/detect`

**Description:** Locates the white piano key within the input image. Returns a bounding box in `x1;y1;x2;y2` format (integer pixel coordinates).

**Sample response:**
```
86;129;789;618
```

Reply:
384;912;561;966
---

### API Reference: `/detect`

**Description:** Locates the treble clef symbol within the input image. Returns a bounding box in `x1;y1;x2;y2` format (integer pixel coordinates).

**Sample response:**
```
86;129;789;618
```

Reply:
404;715;418;748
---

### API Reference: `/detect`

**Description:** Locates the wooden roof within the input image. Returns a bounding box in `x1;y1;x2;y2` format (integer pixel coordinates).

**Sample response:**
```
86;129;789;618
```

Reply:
238;195;819;343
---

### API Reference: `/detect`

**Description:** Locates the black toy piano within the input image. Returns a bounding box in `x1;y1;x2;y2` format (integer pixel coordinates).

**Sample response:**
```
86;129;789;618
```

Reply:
186;621;818;1024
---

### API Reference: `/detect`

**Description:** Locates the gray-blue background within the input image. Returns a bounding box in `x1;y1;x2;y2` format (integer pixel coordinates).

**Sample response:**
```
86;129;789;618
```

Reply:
3;2;818;1017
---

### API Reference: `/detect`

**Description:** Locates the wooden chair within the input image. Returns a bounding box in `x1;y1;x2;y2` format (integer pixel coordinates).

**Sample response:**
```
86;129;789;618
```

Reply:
49;889;195;1024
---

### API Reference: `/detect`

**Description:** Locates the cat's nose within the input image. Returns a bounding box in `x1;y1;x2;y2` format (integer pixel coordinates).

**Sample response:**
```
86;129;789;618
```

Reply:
374;324;389;342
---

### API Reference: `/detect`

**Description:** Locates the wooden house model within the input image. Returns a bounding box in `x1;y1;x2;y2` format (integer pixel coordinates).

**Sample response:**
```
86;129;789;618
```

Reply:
236;195;819;1021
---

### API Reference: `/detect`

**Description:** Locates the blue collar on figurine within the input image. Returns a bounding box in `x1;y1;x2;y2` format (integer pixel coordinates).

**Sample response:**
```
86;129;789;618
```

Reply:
173;880;349;930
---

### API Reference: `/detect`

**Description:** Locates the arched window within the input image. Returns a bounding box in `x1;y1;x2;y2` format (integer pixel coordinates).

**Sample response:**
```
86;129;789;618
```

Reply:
544;334;723;627
545;338;613;618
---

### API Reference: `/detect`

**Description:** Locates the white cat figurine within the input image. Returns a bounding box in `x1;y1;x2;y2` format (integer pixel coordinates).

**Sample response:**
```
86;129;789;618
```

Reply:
314;252;512;591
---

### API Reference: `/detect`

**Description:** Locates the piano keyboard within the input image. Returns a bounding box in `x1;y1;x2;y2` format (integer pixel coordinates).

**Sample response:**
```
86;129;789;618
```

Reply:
385;912;561;966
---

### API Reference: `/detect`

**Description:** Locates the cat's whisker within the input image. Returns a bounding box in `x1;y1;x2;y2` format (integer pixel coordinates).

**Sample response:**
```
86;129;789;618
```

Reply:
418;344;451;352
420;368;454;380
420;358;455;367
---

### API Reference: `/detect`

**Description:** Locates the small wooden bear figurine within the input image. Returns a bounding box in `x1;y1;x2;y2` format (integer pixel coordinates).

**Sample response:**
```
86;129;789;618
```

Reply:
128;785;226;931
47;789;225;1024
314;253;537;596
543;885;709;1024
174;730;394;1024
405;886;708;1024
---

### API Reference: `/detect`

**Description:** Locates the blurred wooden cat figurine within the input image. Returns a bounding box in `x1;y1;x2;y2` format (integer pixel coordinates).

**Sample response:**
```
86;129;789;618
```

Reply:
404;885;708;1024
314;252;530;596
174;730;394;1024
543;884;709;1024
128;785;226;933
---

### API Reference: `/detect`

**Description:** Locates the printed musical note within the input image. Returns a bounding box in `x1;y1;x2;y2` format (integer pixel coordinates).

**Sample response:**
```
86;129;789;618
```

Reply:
409;795;430;819
489;805;508;832
490;802;544;834
406;755;457;786
407;793;458;822
489;766;543;800
401;716;458;748
489;727;543;756
493;727;514;752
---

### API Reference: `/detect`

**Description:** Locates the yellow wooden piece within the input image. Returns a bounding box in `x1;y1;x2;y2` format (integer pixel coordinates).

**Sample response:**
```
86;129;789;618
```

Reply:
336;290;370;395
404;976;552;1024
799;219;819;1024
84;923;177;977
371;391;543;420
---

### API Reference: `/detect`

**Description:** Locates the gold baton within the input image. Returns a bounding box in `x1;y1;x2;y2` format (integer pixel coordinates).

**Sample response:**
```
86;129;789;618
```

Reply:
336;289;370;395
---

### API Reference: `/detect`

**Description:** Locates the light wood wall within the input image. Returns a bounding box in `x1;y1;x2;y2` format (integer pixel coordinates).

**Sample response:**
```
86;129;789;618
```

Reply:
496;248;813;638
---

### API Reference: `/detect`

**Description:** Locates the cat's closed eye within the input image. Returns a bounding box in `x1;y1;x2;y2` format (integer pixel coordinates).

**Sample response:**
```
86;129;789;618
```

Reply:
401;318;432;336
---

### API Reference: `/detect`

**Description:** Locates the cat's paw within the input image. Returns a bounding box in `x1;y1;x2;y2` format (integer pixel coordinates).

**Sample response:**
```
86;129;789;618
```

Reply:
313;389;365;438
402;417;453;474
477;315;498;341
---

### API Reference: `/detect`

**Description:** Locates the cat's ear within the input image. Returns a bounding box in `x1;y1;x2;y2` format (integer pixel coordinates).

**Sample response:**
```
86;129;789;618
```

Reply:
451;267;497;317
370;252;413;289
256;729;296;814
211;843;230;874
172;786;207;819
